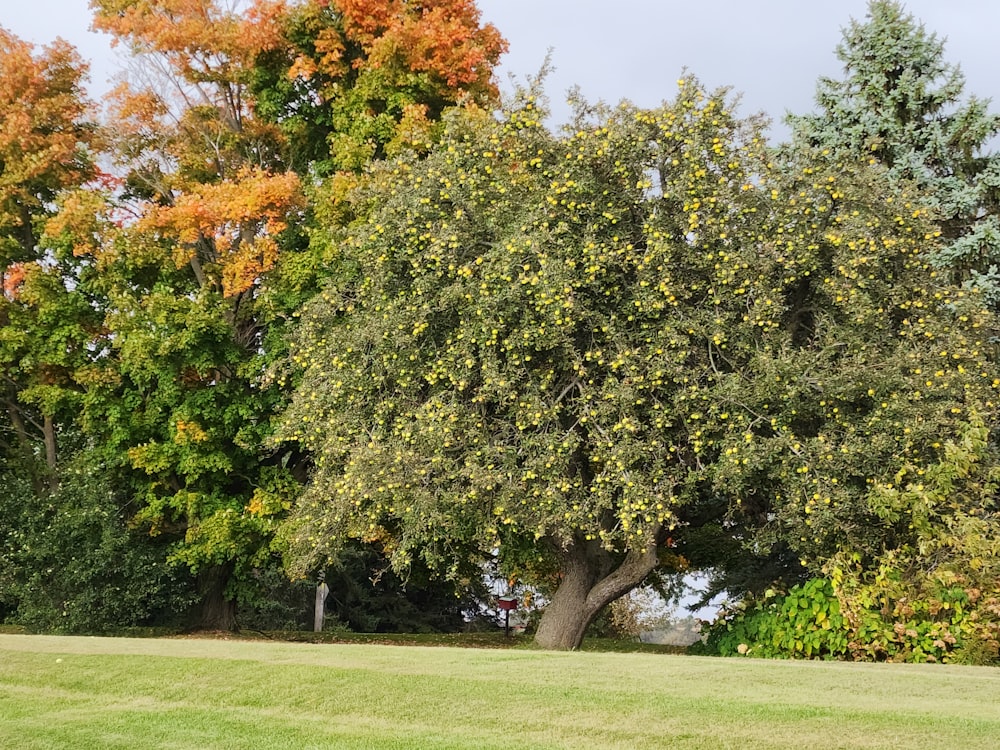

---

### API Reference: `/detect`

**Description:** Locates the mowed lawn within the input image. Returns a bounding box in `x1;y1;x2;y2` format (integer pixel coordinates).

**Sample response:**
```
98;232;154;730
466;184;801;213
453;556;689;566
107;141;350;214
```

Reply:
2;634;999;749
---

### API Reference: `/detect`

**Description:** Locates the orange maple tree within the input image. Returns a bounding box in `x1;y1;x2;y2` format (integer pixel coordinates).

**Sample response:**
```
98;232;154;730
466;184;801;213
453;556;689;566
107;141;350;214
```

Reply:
0;28;96;259
91;1;302;299
306;0;505;89
0;28;100;485
68;0;506;629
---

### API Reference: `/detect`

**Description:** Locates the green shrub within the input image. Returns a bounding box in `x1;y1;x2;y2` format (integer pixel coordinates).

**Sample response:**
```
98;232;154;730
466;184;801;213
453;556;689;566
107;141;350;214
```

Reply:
701;578;849;659
701;567;1000;664
832;554;1000;665
0;460;198;633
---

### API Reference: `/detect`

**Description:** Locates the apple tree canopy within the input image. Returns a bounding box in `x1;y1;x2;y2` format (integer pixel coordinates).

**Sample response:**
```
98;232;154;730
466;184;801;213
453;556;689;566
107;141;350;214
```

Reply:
278;79;999;649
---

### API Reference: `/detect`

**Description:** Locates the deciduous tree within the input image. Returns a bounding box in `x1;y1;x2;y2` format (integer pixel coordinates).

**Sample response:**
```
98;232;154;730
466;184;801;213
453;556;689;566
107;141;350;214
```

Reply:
280;79;999;649
69;0;505;629
0;28;99;489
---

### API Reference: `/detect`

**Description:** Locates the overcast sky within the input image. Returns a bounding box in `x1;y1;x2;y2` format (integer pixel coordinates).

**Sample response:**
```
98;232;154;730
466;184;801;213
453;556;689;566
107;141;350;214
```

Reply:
3;1;997;141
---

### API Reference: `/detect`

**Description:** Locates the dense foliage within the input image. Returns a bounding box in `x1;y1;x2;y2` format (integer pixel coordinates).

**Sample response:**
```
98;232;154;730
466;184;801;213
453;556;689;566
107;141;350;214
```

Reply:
278;71;999;649
709;416;1000;664
704;0;1000;664
2;1;1000;657
0;451;200;633
0;0;506;633
67;0;503;629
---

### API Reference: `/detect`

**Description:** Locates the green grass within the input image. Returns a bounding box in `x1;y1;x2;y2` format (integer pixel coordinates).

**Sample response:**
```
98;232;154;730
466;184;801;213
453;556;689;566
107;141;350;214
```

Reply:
2;634;999;749
207;628;687;653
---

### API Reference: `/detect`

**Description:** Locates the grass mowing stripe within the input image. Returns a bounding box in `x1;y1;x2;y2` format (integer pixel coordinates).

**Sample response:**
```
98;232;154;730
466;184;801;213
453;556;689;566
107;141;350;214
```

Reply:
2;635;999;749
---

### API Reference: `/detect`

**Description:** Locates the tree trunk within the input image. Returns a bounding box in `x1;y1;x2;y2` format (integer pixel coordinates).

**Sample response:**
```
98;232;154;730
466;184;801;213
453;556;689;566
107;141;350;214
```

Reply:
198;565;238;631
6;401;33;457
43;414;58;491
534;530;660;650
6;400;45;495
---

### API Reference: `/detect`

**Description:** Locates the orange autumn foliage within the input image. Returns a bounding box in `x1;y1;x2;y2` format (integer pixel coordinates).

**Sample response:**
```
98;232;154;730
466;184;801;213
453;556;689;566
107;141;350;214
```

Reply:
89;1;504;295
333;0;506;89
0;29;95;241
3;262;28;300
287;0;506;94
137;167;304;296
91;2;304;297
90;0;286;84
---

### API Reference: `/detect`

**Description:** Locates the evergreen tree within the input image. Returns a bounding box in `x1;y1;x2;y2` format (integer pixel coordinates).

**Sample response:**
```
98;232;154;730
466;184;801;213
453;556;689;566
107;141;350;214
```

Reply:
788;0;1000;306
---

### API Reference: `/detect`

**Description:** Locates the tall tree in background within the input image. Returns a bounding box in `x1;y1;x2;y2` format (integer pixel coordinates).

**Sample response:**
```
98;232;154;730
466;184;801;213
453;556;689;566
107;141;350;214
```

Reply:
0;28;100;490
788;0;1000;305
61;0;505;629
76;0;307;629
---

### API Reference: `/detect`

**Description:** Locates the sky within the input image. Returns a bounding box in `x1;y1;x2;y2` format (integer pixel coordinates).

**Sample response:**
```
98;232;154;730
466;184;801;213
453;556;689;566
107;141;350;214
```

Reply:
2;0;998;141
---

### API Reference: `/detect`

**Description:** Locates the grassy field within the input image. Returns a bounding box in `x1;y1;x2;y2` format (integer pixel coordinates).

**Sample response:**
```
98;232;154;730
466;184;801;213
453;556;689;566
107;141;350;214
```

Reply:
2;634;999;749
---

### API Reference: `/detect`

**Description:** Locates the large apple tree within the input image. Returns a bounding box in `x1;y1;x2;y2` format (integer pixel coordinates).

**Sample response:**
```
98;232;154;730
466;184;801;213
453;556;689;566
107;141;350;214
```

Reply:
279;77;998;648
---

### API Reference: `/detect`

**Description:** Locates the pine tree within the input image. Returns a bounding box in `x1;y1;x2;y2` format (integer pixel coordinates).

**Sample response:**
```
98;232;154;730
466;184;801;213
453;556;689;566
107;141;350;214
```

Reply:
788;0;1000;305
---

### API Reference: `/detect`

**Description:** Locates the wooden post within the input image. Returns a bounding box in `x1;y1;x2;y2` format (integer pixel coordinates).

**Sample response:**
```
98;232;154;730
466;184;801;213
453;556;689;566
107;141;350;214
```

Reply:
314;576;330;633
